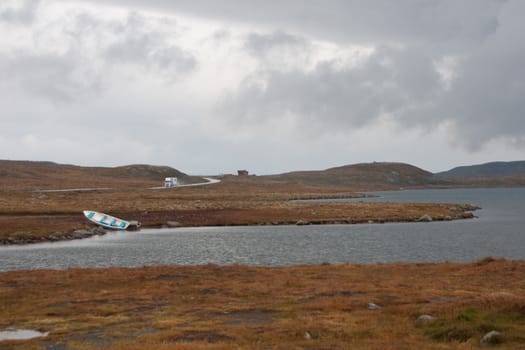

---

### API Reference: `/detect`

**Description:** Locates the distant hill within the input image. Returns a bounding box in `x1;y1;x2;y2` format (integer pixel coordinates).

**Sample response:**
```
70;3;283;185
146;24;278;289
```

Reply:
436;161;525;178
3;159;524;192
0;160;203;190
269;162;441;189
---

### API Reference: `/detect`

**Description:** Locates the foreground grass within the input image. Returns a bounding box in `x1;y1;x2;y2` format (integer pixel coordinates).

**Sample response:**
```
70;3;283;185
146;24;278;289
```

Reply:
1;258;524;349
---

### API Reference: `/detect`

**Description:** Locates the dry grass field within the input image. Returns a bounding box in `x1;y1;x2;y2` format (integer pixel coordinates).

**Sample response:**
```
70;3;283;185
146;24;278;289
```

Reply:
0;175;476;244
1;259;524;349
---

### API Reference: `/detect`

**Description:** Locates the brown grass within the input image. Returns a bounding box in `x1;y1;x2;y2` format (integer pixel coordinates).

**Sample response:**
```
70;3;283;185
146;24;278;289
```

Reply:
1;259;524;349
0;160;203;191
0;175;477;243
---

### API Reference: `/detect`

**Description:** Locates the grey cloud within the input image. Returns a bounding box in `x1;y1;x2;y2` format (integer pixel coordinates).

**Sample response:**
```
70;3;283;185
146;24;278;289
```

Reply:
211;29;231;41
64;0;525;152
220;45;442;130
426;0;525;150
0;50;103;103
0;9;197;103
221;27;524;151
244;31;310;58
215;1;525;151
104;13;197;77
0;0;40;24
3;0;524;173
85;0;504;48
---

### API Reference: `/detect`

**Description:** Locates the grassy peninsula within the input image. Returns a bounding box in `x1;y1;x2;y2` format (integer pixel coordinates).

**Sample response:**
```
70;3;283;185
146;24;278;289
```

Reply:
0;161;479;244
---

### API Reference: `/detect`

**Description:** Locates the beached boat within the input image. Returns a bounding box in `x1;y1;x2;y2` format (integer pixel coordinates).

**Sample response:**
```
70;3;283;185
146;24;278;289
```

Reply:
83;210;130;230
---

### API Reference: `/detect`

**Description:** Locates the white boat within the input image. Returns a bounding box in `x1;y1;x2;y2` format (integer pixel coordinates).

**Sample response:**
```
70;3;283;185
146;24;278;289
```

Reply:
83;210;130;230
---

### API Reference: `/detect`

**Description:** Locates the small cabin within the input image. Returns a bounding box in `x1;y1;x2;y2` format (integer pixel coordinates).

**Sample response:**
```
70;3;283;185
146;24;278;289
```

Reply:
164;177;178;188
237;170;249;176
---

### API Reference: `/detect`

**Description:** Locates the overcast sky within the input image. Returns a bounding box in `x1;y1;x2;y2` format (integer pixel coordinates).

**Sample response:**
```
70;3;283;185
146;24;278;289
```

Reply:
1;0;524;175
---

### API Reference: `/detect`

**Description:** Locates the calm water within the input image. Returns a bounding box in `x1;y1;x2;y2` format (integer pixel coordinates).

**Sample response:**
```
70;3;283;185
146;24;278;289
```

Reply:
0;188;523;271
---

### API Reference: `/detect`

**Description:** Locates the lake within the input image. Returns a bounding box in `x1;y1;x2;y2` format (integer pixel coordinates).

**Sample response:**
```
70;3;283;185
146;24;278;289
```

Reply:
0;188;523;271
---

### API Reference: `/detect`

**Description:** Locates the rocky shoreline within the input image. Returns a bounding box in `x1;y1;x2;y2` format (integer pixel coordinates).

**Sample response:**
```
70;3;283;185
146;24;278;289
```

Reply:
0;204;479;245
0;226;108;245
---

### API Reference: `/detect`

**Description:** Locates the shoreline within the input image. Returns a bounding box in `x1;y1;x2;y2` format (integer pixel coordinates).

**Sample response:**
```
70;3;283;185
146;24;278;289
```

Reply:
0;203;479;245
0;178;483;246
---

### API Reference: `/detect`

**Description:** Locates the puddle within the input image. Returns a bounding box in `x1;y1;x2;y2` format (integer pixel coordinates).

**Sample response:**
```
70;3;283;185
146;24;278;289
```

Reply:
0;329;49;341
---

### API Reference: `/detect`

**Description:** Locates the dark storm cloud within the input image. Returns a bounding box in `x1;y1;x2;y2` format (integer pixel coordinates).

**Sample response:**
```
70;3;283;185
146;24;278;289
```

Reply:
210;0;523;151
437;2;525;150
396;0;525;150
87;0;503;47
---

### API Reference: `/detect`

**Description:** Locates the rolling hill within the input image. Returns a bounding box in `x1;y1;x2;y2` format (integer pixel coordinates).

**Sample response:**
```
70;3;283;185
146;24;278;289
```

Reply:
268;162;443;189
2;159;524;191
0;160;203;190
435;161;525;178
268;161;525;188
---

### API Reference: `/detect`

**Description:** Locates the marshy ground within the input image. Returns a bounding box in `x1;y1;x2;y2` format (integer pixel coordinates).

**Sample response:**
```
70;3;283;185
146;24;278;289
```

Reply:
1;258;524;349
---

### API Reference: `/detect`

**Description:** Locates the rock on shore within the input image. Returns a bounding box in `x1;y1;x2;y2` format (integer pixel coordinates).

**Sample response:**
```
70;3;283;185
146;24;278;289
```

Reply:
0;227;106;245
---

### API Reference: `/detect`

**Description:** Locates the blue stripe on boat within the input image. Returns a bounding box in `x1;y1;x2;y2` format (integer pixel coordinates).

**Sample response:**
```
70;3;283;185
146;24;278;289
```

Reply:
109;218;117;226
99;215;107;223
87;212;95;219
119;222;126;228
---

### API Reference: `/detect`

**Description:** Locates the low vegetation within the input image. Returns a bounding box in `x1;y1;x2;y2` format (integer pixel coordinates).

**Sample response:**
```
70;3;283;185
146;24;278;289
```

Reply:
0;175;477;243
0;160;203;191
1;259;524;349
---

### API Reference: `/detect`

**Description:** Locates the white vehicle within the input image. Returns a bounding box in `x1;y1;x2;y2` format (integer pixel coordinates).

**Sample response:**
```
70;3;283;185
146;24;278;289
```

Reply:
164;177;178;188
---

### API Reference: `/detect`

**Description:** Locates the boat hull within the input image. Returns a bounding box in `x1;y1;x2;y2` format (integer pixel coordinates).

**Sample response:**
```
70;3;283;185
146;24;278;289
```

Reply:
83;210;130;230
